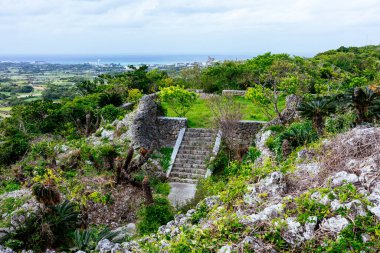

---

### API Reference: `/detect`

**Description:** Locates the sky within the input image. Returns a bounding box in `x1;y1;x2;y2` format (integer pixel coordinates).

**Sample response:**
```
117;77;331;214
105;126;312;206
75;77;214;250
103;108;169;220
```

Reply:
0;0;379;56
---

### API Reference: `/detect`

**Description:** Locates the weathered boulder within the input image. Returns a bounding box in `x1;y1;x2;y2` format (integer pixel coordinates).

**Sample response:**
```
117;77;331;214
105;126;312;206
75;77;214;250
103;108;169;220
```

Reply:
0;245;16;253
321;215;349;234
328;171;359;187
234;236;277;253
96;239;122;253
267;94;301;126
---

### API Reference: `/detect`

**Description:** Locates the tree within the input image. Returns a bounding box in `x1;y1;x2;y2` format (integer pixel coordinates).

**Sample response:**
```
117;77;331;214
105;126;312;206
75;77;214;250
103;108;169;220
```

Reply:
159;86;198;117
351;87;379;124
245;57;308;122
297;98;335;136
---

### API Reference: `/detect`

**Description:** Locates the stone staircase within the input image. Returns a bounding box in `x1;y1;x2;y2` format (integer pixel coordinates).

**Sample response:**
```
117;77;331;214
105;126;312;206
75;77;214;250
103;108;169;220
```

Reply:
169;128;215;184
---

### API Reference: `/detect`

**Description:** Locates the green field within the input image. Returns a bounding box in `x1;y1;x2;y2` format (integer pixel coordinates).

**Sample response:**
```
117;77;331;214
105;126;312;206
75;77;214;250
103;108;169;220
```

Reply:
162;96;285;128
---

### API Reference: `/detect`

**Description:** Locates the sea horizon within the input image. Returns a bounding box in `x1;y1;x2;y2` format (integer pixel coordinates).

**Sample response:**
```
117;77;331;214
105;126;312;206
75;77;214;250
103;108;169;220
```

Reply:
0;54;257;66
0;52;315;66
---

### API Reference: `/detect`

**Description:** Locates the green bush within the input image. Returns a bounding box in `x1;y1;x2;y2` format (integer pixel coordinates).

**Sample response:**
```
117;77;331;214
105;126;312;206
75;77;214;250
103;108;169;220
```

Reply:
242;147;261;164
159;147;173;172
0;180;21;194
137;196;174;235
325;111;356;134
207;148;229;175
1;200;80;252
159;86;198;117
153;182;171;196
272;121;318;160
100;104;125;122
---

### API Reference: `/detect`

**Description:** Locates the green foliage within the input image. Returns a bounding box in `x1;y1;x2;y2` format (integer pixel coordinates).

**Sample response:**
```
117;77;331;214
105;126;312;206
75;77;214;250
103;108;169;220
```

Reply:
158;147;173;172
1;200;80;251
242;147;261;164
246;84;276;119
159;86;198;117
290;192;330;224
0;180;21;194
73;226;124;251
0;197;24;215
0;126;29;165
127;88;143;102
153;182;171;196
191;201;208;224
319;214;380;252
207;148;229;175
298;97;336;135
272;121;318;160
42;84;77;100
100;104;125;122
325;111;356;134
137;196;174;235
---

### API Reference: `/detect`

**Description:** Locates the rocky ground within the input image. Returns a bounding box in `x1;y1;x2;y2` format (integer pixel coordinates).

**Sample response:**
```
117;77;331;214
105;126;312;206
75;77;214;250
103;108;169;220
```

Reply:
89;126;380;252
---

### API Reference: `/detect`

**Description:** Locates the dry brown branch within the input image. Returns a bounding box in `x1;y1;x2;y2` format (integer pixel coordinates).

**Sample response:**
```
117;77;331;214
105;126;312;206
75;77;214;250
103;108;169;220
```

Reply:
319;127;380;184
208;95;242;157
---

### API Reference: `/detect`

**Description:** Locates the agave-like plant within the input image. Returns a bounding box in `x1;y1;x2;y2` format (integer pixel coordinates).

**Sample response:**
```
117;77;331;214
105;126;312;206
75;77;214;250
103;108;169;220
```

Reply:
298;98;335;136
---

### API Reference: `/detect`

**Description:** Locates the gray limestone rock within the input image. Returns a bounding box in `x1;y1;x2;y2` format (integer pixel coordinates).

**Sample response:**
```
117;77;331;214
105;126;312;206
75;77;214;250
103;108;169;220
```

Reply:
321;215;349;234
328;171;359;187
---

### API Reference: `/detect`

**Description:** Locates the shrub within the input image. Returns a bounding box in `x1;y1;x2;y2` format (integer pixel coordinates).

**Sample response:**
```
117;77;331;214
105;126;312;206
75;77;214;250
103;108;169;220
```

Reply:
242;147;261;164
1;200;79;251
137;196;174;235
153;182;171;196
325;111;356;134
159;86;198;117
158;147;173;172
272;121;318;160
100;104;125;122
207;148;229;175
98;92;123;107
0;180;21;194
127;88;143;102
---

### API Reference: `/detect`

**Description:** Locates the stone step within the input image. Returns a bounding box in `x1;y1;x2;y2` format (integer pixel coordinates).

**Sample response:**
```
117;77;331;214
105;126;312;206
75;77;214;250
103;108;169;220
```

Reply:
174;158;206;165
179;145;212;151
176;153;209;160
182;138;215;146
184;133;214;138
171;167;207;174
177;149;210;155
173;163;207;169
180;140;214;146
170;171;205;179
169;177;198;184
186;128;215;133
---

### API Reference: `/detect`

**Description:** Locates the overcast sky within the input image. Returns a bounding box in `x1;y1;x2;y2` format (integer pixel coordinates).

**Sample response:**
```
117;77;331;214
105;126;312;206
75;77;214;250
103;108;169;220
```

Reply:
0;0;379;55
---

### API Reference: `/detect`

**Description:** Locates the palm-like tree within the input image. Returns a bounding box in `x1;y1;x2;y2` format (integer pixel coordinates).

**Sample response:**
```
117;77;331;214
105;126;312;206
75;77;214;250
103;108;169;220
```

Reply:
352;87;379;124
298;98;335;136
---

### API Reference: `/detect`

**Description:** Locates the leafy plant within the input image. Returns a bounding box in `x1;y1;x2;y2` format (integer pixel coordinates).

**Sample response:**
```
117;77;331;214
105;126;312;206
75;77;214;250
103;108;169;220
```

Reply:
159;86;198;117
272;121;318;160
137;196;174;235
298;97;336;135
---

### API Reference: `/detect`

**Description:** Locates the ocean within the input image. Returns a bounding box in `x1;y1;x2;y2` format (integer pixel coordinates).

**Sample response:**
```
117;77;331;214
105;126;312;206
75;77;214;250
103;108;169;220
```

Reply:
0;54;254;65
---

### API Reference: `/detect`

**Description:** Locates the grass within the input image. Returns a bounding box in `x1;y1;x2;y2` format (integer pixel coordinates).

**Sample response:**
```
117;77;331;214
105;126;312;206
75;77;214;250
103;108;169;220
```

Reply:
162;96;286;128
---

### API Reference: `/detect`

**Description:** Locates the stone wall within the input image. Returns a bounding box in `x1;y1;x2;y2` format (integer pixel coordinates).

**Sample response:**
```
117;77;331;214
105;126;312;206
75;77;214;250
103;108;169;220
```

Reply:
232;120;266;147
157;117;188;147
222;90;246;96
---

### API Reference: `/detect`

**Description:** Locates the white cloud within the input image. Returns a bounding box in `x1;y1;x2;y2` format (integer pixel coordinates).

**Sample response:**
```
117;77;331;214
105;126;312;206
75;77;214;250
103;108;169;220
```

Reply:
0;0;379;54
